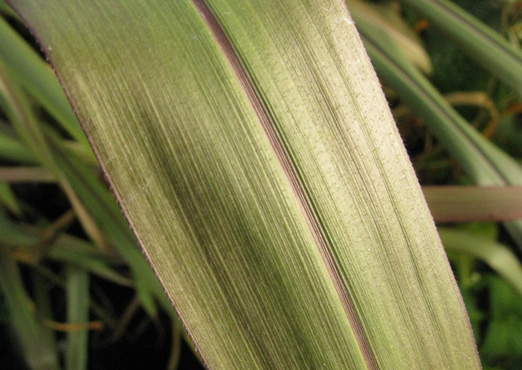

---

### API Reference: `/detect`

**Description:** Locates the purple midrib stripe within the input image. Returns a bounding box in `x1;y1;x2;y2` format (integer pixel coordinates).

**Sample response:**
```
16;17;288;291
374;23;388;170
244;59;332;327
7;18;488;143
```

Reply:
192;0;377;368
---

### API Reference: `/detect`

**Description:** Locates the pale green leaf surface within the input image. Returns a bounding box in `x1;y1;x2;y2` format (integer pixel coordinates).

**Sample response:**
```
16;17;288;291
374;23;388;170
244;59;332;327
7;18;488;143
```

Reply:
346;0;432;74
359;27;522;250
1;57;164;315
10;0;480;368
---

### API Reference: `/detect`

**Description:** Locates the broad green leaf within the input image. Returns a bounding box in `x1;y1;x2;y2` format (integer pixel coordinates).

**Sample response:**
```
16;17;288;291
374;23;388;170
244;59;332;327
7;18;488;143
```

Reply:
9;0;480;368
0;58;164;315
399;0;522;96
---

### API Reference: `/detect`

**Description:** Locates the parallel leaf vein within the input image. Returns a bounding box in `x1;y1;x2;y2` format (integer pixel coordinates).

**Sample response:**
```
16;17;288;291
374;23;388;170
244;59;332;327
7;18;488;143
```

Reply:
192;1;377;367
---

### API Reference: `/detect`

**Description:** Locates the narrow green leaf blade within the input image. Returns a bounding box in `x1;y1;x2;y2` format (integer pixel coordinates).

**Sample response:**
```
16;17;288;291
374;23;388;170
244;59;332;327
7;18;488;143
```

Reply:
0;182;22;214
0;122;36;164
49;137;167;316
0;213;133;286
0;253;60;370
359;27;522;250
440;228;522;298
424;186;522;223
65;266;89;370
347;0;432;74
0;0;17;17
9;0;480;368
0;17;87;143
399;0;522;96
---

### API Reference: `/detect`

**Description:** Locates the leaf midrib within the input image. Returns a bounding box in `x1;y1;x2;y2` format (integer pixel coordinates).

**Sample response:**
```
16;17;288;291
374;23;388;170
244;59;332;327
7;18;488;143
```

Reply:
192;0;377;368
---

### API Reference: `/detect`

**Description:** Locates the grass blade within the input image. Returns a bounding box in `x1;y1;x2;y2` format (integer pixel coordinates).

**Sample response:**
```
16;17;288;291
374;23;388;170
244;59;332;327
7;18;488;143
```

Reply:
0;17;87;143
359;27;522;249
440;228;522;298
0;60;107;250
9;0;480;368
0;166;54;182
424;186;522;223
0;253;60;370
65;266;89;370
0;182;22;214
0;212;133;286
0;121;36;163
399;0;522;96
347;0;432;73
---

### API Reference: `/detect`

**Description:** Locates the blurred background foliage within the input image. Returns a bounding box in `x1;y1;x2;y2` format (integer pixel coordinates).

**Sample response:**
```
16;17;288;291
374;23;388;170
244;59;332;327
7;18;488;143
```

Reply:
0;0;521;369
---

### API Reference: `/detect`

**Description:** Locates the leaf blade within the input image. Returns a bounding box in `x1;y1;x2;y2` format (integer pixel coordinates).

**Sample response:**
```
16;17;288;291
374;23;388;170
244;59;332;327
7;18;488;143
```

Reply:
399;0;522;96
424;186;522;223
9;0;480;368
0;17;87;143
0;253;60;370
440;228;522;298
359;27;522;250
